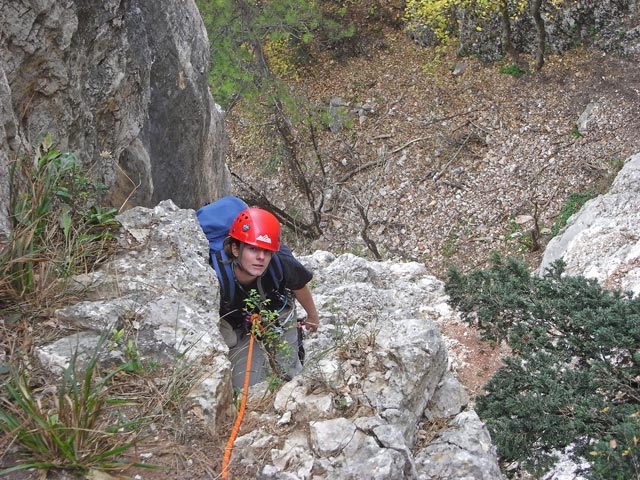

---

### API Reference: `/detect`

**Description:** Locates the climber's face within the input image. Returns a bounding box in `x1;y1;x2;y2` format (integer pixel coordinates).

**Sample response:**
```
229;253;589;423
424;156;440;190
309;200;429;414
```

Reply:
232;242;272;280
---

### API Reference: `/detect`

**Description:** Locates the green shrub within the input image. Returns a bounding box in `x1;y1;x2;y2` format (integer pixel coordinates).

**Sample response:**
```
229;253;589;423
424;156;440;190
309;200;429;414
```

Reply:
445;255;640;479
499;64;527;77
197;0;352;109
551;190;597;237
0;335;148;475
0;134;119;307
404;0;459;44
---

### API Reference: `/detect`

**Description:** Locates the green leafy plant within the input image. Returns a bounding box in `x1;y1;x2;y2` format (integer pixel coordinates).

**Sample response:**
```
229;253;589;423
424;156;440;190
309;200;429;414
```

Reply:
441;234;458;258
110;329;144;373
0;335;149;475
445;255;640;478
551;189;597;237
265;374;285;393
422;45;451;76
197;0;348;110
607;157;626;175
0;134;119;306
505;216;536;253
85;206;119;227
404;0;459;44
499;64;527;77
243;289;293;381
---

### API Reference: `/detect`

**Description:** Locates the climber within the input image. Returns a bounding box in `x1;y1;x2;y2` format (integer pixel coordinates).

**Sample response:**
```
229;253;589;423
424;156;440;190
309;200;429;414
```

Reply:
216;207;320;389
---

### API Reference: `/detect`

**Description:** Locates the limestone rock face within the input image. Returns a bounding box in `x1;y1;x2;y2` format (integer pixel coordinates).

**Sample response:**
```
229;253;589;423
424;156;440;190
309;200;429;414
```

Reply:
538;153;640;295
31;154;640;475
36;202;502;478
0;69;15;243
235;251;504;479
0;0;230;241
36;200;233;431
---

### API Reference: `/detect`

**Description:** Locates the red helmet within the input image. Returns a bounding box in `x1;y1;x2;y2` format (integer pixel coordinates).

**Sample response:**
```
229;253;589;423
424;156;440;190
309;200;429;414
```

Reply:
229;208;281;251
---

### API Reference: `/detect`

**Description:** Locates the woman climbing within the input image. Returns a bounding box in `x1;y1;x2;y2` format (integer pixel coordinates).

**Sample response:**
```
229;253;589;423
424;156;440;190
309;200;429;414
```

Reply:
216;206;320;389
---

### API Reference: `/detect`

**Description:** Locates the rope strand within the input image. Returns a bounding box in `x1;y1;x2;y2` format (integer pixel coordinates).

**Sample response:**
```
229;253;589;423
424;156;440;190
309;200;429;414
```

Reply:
221;314;260;478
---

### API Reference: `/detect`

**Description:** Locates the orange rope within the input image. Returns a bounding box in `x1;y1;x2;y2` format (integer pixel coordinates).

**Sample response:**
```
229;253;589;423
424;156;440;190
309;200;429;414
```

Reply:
221;314;259;479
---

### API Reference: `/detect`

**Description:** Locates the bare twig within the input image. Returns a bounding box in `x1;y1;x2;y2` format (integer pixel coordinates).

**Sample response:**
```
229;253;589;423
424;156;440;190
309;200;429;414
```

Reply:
530;200;541;252
308;119;327;178
372;134;393;140
352;195;381;260
390;137;425;154
337;159;386;184
433;131;473;181
440;179;465;190
230;172;320;239
113;159;142;212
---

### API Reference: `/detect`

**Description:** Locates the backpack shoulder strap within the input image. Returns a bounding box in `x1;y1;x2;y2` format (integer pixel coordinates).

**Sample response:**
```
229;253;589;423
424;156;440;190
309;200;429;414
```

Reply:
269;243;297;289
269;252;284;288
213;246;286;306
211;249;236;307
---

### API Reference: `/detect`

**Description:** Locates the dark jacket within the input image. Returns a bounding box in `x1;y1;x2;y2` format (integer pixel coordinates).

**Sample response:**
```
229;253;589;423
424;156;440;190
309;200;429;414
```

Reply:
219;250;312;329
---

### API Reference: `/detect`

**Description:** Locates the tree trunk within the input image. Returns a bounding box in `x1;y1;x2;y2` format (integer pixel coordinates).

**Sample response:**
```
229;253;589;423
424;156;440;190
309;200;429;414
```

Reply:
236;0;322;237
530;0;545;71
499;0;516;62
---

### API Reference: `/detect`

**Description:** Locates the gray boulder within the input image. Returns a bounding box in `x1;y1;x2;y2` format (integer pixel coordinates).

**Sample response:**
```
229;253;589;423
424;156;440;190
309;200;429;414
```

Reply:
0;0;229;241
538;152;640;295
37;200;234;431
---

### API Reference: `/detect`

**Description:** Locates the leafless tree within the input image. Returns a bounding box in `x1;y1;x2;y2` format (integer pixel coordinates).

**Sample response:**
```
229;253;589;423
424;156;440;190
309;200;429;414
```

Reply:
530;0;546;71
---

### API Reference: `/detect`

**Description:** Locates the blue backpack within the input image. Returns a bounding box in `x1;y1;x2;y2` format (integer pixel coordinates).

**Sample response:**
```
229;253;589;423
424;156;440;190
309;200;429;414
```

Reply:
196;196;284;307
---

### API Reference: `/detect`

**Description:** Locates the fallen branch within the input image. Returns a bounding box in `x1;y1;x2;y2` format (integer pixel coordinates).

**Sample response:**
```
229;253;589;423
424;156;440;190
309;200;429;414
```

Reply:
337;159;386;184
433;131;472;182
390;137;425;154
372;133;393;140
